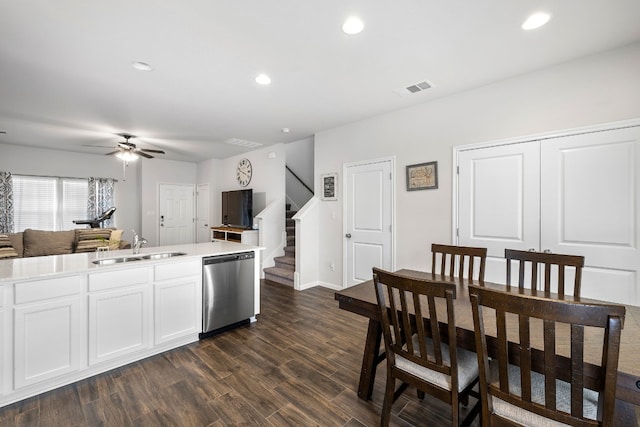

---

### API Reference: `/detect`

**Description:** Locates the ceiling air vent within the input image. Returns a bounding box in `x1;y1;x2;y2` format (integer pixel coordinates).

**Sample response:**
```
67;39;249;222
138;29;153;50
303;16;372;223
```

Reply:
223;138;263;148
394;80;433;97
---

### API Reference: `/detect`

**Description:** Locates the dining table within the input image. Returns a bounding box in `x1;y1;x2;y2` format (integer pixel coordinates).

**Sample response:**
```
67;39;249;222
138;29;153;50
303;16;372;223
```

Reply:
335;269;640;423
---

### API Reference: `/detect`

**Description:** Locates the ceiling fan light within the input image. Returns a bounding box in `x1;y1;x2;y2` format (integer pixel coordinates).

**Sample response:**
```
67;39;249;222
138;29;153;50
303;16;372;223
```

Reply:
116;151;139;162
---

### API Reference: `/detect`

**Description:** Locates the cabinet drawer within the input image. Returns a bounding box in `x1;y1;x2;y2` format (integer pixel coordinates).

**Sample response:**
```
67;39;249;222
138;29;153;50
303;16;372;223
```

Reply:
154;260;201;281
89;267;150;292
15;275;83;304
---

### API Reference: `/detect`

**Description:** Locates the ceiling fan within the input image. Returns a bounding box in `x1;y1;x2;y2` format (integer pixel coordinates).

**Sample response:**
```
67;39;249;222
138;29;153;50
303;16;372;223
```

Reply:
105;134;165;160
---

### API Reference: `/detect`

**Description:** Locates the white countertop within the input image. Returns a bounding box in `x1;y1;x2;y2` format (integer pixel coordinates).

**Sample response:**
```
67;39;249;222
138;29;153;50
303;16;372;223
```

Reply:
0;241;262;283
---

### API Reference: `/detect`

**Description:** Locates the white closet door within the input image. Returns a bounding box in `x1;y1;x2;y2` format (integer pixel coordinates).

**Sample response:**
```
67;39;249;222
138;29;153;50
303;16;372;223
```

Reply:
458;141;540;283
541;126;640;305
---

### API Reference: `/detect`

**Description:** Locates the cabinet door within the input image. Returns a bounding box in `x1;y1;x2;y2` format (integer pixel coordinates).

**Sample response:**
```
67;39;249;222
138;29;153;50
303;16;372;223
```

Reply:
541;126;640;304
14;297;84;389
154;278;200;344
0;308;4;396
89;285;151;365
458;141;540;283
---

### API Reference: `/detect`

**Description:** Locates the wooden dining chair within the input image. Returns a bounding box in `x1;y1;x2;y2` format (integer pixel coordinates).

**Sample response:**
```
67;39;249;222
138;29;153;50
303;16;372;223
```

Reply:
469;285;625;427
372;267;480;427
432;243;487;281
505;249;585;296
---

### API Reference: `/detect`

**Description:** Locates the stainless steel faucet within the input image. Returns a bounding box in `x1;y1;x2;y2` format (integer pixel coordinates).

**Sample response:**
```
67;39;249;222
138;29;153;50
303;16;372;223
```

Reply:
132;230;147;254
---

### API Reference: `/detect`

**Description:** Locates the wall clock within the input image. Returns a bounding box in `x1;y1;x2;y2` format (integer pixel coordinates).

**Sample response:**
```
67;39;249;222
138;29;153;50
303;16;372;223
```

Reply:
236;158;252;187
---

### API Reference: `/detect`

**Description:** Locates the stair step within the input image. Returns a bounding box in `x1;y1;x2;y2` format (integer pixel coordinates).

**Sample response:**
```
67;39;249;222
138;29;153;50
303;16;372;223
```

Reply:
274;256;295;268
286;210;297;219
284;246;295;256
264;267;294;287
286;218;295;227
286;236;295;245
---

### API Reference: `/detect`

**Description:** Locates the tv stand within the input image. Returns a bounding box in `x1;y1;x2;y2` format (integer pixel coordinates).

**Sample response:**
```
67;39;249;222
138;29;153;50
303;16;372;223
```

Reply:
211;226;258;245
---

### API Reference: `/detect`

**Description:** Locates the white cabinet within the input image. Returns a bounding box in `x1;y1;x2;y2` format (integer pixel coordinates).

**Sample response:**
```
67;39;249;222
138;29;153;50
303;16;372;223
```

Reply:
88;267;152;365
154;260;202;344
13;276;85;389
0;287;5;395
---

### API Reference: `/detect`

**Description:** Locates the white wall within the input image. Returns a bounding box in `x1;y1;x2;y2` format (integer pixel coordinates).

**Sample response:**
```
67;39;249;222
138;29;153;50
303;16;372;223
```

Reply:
140;159;197;246
284;137;314;210
196;157;223;236
315;42;640;288
0;143;141;241
197;144;286;234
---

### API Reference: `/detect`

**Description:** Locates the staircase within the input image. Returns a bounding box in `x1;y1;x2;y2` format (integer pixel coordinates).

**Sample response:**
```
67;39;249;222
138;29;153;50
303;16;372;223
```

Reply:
263;207;296;287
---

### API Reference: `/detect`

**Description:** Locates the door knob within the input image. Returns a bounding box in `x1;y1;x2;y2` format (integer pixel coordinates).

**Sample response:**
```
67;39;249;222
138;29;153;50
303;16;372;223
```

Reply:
345;233;352;238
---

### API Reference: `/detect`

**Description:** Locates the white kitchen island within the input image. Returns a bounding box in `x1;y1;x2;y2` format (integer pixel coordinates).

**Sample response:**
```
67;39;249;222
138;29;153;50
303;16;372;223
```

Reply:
0;241;261;408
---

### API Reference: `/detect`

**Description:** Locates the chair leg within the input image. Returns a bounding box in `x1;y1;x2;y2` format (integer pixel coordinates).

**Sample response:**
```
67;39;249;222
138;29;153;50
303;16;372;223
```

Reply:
380;372;395;426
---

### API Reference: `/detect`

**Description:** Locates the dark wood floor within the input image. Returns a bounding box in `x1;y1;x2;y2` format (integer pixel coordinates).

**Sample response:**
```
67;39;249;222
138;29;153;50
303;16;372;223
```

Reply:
0;281;481;426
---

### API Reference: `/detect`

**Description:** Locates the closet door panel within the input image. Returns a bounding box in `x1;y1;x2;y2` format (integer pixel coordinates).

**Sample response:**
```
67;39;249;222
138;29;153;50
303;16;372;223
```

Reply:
541;126;640;304
458;141;540;283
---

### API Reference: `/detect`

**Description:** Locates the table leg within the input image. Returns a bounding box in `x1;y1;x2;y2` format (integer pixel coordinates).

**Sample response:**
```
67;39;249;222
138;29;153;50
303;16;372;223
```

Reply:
358;318;383;400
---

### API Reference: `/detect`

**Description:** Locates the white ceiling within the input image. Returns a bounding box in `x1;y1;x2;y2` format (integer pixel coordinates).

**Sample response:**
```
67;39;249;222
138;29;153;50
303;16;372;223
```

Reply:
1;1;639;162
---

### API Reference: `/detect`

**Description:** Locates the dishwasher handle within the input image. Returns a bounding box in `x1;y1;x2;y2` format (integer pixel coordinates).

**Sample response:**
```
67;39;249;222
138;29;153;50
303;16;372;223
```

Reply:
203;252;254;265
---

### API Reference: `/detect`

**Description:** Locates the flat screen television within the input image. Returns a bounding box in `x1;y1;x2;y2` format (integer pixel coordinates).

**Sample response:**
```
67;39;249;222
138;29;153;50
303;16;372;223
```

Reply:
221;189;253;229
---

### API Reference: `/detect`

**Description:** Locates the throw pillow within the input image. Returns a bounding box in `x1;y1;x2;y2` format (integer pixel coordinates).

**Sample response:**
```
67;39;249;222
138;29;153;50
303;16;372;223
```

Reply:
0;234;19;259
108;229;124;250
23;229;76;257
75;228;112;253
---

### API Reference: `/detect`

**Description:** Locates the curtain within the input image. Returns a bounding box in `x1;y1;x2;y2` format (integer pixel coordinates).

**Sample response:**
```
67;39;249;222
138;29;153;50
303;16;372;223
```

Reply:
88;177;115;227
0;172;14;233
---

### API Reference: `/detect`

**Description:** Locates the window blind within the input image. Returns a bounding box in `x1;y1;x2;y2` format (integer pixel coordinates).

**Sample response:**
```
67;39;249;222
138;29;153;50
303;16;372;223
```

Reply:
13;176;89;232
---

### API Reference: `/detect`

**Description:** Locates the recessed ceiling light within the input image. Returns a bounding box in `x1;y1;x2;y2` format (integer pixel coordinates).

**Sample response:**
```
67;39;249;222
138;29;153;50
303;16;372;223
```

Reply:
522;12;550;30
281;127;290;133
342;16;364;35
0;130;6;135
132;61;153;71
255;74;271;85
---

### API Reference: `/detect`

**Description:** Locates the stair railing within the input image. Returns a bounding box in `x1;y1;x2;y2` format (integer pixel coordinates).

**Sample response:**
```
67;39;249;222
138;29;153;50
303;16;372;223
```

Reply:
286;165;313;195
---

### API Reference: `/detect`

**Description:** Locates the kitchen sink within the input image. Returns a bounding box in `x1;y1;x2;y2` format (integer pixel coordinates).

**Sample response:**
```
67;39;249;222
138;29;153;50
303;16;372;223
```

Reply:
92;256;143;265
141;251;188;259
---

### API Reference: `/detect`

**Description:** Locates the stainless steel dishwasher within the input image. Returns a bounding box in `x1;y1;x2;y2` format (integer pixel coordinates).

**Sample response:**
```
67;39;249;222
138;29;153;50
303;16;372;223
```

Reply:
202;251;255;334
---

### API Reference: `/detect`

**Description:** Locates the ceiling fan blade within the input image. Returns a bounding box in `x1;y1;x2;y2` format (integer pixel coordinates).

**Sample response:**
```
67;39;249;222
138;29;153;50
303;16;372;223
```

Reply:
119;141;136;149
139;148;165;154
83;144;117;148
104;151;119;156
136;151;154;159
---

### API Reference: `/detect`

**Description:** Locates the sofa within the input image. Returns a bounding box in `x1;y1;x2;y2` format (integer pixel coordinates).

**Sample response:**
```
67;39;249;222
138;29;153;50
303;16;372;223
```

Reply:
0;228;131;259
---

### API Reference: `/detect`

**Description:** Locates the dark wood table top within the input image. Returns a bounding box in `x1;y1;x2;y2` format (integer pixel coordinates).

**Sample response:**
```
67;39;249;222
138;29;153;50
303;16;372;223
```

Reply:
335;269;640;406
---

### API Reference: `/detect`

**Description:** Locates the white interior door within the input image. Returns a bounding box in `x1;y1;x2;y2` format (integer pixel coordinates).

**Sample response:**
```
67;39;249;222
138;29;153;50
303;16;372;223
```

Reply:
159;184;195;245
457;124;640;305
541;126;640;304
344;158;393;288
196;183;210;243
458;141;540;283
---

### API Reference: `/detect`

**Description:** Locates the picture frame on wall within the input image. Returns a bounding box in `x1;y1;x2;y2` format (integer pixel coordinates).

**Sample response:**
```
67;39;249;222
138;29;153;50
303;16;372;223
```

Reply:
322;173;338;201
406;161;438;191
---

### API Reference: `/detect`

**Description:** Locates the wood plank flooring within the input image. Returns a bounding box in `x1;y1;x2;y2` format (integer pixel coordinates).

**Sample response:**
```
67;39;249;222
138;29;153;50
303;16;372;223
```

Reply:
0;281;482;426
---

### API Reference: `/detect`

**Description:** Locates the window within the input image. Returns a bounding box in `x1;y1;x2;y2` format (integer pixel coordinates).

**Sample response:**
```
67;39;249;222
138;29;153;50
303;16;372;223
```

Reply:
13;176;89;232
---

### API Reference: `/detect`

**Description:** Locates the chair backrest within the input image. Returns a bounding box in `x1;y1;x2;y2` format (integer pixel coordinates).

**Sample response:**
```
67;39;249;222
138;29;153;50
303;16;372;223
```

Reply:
432;243;487;281
372;267;460;390
469;285;625;426
505;249;585;296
